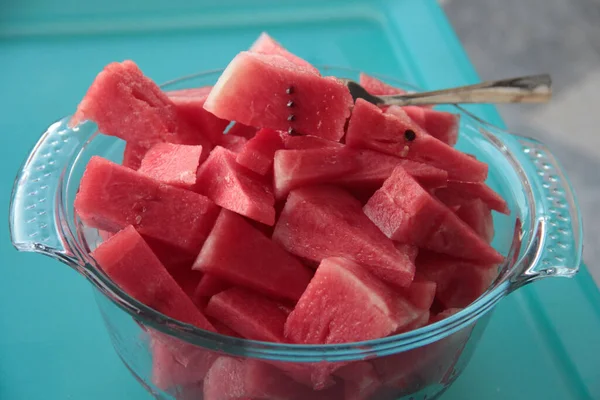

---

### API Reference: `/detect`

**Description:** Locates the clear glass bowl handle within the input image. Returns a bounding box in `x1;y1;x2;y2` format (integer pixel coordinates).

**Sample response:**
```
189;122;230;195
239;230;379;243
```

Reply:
509;135;583;288
9;117;83;265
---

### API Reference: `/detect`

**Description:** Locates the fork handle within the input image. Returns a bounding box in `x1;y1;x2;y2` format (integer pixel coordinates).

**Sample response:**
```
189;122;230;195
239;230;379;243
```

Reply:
381;74;552;106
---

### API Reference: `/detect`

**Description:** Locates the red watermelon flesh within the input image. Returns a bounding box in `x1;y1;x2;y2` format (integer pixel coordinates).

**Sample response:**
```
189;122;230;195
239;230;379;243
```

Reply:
455;199;495;243
166;87;230;144
273;147;360;200
250;32;320;74
210;318;243;338
227;122;259;139
193;274;232;301
345;99;488;182
417;251;498;309
284;257;420;345
138;143;203;190
168;268;203;299
335;149;448;197
272;185;415;288
218;134;248;153
122;142;147;170
400;277;437;310
205;287;289;342
70;60;212;152
204;51;353;142
193;210;313;302
402;106;459;147
75;156;220;255
334;362;382;400
434;180;510;215
151;337;216;390
359;72;407;96
363;166;504;265
91;225;214;332
429;307;463;324
283;134;343;150
195;146;276;225
396;243;419;264
144;236;197;273
236;128;285;175
203;357;318;400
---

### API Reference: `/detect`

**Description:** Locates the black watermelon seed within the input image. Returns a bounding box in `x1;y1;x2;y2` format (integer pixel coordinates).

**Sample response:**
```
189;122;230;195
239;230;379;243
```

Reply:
286;86;294;95
404;129;416;141
287;114;295;121
287;100;294;107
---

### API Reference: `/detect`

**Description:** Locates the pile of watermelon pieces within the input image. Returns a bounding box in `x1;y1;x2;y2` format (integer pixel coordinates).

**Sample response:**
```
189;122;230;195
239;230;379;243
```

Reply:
73;32;509;400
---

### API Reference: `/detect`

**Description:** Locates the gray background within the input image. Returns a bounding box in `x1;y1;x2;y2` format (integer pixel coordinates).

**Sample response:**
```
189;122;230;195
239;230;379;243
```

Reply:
440;0;600;283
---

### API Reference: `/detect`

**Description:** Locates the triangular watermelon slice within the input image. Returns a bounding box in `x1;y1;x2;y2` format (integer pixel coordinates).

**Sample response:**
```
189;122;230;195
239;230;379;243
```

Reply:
236;128;285;175
346;99;488;182
91;225;214;331
434;180;510;215
75;157;220;255
138;143;203;190
204;51;353;142
335;148;448;196
250;32;319;74
273;146;359;200
402;106;459;147
363;166;504;265
166;87;230;144
218;133;248;153
195;146;276;226
193;210;313;302
417;251;498;309
205;287;289;342
272;185;416;288
285;257;420;344
455;199;495;243
71;60;213;153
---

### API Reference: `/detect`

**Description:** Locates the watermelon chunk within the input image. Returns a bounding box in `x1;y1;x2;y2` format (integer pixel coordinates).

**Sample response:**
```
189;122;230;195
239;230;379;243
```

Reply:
236;128;285;175
434;180;510;215
359;72;406;96
193;210;313;302
250;32;319;74
455;199;495;243
204;51;353;142
417;251;498;309
400;277;437;310
71;60;212;152
227;122;259;139
284;134;343;150
91;226;214;331
138;143;203;190
166;87;230;144
193;274;232;301
363;166;504;265
205;287;289;342
122;142;147;170
402;106;459;147
346;99;488;182
285;257;420;344
272;185;416;288
336;149;448;196
195;146;276;225
334;362;382;400
75;156;220;255
218;134;248;153
273;147;359;200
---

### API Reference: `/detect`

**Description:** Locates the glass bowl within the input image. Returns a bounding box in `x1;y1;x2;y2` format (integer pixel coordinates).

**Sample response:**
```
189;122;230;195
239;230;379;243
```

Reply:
9;67;583;400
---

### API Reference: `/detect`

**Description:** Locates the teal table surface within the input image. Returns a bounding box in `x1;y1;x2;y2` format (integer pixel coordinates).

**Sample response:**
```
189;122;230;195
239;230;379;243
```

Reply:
1;1;599;399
